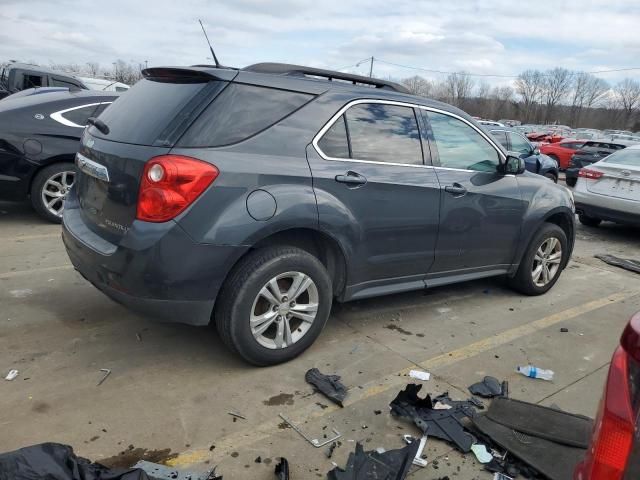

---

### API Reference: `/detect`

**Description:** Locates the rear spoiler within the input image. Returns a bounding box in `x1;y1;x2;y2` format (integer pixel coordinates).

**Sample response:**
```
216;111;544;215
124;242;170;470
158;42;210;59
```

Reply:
142;67;238;83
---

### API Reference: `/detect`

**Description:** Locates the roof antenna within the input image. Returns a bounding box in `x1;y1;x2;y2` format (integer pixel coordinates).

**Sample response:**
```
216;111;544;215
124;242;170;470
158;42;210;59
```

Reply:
198;19;220;67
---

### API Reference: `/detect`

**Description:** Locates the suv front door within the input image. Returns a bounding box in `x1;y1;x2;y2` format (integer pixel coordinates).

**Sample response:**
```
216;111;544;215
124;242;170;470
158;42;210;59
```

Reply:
423;110;525;281
308;100;441;299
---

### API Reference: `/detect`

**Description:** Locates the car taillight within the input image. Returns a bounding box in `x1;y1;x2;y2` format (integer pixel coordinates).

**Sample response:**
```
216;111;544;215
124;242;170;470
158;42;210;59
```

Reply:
577;312;640;480
136;155;219;222
578;168;604;180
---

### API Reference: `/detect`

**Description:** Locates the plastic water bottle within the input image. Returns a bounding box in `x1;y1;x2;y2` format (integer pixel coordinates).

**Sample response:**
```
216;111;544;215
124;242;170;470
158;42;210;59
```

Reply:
516;365;554;381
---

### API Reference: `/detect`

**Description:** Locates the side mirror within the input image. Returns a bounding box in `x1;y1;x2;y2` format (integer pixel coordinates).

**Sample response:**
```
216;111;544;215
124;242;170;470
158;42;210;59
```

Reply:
533;146;540;155
502;155;526;175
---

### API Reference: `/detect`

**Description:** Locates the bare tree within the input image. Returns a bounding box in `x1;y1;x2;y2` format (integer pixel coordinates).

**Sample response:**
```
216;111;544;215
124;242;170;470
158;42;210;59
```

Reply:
515;70;544;122
85;62;100;78
401;75;433;97
541;68;572;123
490;85;514;119
476;81;491;99
445;72;475;108
615;78;640;129
570;73;609;126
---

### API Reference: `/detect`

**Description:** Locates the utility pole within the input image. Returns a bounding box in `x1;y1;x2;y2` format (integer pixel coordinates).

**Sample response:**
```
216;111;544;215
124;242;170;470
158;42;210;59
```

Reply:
368;56;374;77
145;60;148;69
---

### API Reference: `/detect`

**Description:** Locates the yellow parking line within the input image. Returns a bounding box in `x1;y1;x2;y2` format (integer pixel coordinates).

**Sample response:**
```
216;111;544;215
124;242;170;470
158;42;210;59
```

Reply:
0;265;73;279
167;290;638;467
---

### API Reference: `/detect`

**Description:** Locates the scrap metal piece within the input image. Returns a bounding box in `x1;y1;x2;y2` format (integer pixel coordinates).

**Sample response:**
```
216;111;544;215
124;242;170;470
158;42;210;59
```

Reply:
305;368;347;407
402;435;428;467
278;413;341;448
227;411;246;420
97;368;111;386
133;460;221;480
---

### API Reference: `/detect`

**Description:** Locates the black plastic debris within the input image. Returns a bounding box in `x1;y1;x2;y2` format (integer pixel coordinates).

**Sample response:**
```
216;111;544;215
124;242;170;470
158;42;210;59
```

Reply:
0;443;150;480
134;460;221;480
468;376;505;398
305;368;347;407
389;384;479;453
595;254;640;274
473;397;593;480
327;442;419;480
274;458;289;480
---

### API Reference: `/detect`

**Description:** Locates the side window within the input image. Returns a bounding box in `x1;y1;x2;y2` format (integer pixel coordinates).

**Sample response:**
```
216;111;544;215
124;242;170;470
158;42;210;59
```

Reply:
52;104;99;127
344;103;422;165
22;74;44;89
50;77;81;89
490;130;508;149
427;111;500;172
508;132;532;154
92;103;111;117
178;83;312;147
318;114;349;159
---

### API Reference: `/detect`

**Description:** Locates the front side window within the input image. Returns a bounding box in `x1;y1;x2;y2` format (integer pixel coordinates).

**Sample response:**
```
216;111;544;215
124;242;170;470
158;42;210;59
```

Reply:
427;111;500;172
509;132;532;155
344;103;422;165
22;74;43;89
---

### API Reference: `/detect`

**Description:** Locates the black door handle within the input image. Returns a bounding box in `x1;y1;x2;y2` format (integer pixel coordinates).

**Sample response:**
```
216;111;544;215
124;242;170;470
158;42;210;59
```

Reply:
445;183;467;196
335;172;367;185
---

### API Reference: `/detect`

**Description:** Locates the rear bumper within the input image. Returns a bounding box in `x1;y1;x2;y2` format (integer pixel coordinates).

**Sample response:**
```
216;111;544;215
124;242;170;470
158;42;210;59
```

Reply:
61;195;247;326
575;202;640;226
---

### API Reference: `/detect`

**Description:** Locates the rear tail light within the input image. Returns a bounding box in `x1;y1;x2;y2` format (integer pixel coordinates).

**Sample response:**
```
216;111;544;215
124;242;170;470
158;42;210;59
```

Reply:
136;155;218;222
578;168;604;180
577;312;640;479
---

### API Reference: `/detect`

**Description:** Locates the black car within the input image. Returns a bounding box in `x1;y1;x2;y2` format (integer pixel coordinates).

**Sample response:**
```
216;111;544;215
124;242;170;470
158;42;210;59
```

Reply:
0;62;88;100
565;140;638;186
0;90;118;221
489;128;559;182
62;63;575;365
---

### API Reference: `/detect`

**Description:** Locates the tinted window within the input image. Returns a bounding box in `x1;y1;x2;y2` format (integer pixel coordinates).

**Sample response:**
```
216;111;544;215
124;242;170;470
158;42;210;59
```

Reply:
51;78;78;88
428;111;500;172
318;114;349;158
61;105;98;126
603;149;640;166
92;78;210;145
490;130;508;149
509;132;532;154
345;104;422;165
22;74;43;89
179;83;312;147
92;103;111;117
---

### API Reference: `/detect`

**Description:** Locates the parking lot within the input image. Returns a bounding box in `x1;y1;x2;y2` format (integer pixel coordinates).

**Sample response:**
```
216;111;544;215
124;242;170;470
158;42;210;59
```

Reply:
1;196;639;479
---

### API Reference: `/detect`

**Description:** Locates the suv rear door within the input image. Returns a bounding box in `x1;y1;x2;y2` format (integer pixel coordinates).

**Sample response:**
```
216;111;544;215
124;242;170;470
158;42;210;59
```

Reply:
424;110;525;278
307;100;441;298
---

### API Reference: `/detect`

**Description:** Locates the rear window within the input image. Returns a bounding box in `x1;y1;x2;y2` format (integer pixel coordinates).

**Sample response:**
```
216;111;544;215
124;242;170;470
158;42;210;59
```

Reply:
602;149;640;166
90;77;210;145
61;104;98;126
177;83;312;147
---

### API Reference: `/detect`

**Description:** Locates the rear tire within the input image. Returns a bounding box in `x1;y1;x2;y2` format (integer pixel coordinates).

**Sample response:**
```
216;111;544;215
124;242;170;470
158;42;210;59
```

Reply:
509;223;568;296
215;246;332;366
565;177;577;187
30;162;76;223
579;214;601;227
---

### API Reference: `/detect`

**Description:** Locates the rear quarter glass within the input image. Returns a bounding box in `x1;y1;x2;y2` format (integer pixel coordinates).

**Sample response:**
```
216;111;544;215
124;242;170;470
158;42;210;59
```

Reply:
88;78;211;146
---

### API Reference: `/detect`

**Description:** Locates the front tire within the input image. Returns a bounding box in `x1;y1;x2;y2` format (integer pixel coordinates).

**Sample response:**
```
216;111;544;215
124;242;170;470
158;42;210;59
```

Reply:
509;223;568;296
215;246;333;366
579;214;601;227
30;163;76;223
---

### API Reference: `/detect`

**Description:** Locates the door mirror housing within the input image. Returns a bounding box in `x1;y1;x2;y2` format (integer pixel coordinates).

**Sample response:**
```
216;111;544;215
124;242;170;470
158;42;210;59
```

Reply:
502;155;526;175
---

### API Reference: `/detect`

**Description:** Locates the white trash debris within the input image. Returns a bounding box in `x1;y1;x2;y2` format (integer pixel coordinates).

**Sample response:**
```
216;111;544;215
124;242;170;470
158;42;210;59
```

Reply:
471;443;493;463
403;435;428;467
5;369;19;381
433;401;452;410
516;365;554;381
408;370;431;381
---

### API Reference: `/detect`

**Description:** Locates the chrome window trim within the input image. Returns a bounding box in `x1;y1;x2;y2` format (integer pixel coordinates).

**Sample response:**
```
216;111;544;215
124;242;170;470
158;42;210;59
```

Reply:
50;101;113;128
312;98;506;170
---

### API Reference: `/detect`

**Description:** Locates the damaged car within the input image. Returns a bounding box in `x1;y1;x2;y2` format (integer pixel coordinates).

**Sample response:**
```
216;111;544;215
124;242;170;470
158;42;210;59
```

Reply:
62;63;575;365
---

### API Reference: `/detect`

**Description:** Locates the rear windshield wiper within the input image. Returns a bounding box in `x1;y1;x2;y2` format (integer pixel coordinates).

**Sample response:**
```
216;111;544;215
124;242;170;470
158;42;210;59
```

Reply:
87;117;110;135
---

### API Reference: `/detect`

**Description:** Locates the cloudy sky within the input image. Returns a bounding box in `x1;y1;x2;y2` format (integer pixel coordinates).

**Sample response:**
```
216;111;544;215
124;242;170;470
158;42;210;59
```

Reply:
1;0;639;85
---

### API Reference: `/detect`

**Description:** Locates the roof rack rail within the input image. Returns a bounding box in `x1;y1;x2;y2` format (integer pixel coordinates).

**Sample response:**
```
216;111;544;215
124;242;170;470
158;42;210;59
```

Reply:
243;63;410;94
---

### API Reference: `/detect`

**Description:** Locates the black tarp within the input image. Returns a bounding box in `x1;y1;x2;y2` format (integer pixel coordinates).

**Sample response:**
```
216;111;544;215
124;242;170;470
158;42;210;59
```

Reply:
0;443;150;480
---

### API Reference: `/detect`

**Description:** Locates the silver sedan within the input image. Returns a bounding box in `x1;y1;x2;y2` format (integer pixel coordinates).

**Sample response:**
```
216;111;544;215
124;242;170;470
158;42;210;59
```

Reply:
574;145;640;227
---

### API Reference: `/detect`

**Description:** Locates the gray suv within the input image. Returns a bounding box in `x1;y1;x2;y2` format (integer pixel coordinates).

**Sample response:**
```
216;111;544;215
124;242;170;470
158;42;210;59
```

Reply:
62;63;575;365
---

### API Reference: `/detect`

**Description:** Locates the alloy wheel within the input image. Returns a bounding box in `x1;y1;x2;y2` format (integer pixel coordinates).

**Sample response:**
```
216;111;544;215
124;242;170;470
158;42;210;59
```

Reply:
250;271;319;349
532;237;562;287
41;170;75;217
